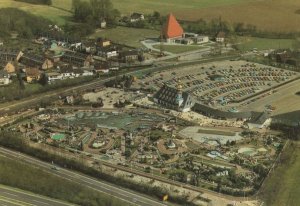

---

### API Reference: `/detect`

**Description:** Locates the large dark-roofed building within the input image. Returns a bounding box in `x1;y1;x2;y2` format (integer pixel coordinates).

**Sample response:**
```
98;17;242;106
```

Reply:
153;82;194;112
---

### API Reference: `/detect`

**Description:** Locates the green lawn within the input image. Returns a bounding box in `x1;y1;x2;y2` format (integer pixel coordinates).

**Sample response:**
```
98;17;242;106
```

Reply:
0;0;72;25
90;26;160;48
197;129;236;136
0;154;131;206
237;37;297;52
153;45;203;54
52;0;250;15
259;141;300;206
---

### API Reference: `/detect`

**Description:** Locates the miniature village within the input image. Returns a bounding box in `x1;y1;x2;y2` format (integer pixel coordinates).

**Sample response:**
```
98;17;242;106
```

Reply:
1;12;299;206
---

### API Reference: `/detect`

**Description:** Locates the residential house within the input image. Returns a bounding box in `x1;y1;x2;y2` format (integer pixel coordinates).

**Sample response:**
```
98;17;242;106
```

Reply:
47;72;63;83
94;61;118;73
0;70;11;85
19;54;54;70
25;67;41;83
82;41;96;54
130;13;145;22
119;50;139;63
97;46;118;59
100;20;107;29
82;69;94;76
4;62;16;74
73;69;84;77
59;65;75;79
96;38;111;48
61;51;93;68
216;31;225;43
0;49;23;62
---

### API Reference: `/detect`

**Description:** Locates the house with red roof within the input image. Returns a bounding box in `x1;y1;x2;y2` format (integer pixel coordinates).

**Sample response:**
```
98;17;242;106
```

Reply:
162;13;184;43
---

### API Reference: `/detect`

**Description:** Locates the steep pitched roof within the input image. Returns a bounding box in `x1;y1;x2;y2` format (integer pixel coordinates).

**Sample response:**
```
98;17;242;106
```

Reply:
25;67;40;77
216;31;225;38
162;13;184;39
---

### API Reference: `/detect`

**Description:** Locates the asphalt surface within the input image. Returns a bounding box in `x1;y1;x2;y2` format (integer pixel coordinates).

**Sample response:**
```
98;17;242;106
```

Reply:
0;54;237;116
0;147;169;206
0;184;74;206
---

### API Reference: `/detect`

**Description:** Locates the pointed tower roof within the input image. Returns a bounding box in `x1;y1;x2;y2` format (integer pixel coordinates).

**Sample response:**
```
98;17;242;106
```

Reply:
162;13;184;39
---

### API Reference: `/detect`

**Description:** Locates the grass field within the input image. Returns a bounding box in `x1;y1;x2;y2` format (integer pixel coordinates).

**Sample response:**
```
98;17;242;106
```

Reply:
0;154;131;206
52;0;300;33
53;0;249;14
259;141;300;206
1;0;300;33
197;129;236;136
237;37;297;52
0;0;71;25
177;0;300;33
90;26;160;47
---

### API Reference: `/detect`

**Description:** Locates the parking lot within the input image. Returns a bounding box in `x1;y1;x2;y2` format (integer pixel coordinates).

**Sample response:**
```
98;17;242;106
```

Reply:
133;60;300;112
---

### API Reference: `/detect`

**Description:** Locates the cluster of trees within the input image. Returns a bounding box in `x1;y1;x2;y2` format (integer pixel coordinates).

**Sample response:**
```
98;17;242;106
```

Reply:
270;123;300;141
122;11;163;29
182;18;300;39
15;0;52;5
0;8;51;39
72;0;120;25
181;18;257;37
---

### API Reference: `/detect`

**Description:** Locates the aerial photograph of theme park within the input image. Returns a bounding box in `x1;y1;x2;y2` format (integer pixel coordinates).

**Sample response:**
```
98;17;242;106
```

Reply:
0;0;299;206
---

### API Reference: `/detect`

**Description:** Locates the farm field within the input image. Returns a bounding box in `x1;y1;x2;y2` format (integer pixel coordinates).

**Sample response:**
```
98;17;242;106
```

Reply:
53;0;250;14
90;26;160;48
153;45;203;54
0;0;71;25
1;0;299;33
52;0;300;33
259;141;300;206
237;37;297;52
177;0;300;33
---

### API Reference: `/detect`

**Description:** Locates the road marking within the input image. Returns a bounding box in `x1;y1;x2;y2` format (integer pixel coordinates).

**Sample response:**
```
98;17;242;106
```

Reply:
0;196;35;206
0;148;167;206
2;192;18;197
33;200;49;205
0;185;74;206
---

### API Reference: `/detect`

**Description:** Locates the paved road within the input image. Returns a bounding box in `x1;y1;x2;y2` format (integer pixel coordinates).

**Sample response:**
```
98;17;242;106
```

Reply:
0;147;169;206
0;55;237;117
0;184;74;206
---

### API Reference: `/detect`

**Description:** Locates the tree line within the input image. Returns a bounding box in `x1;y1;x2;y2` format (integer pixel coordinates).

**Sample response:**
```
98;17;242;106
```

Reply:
14;0;52;5
0;8;51;39
72;0;120;25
